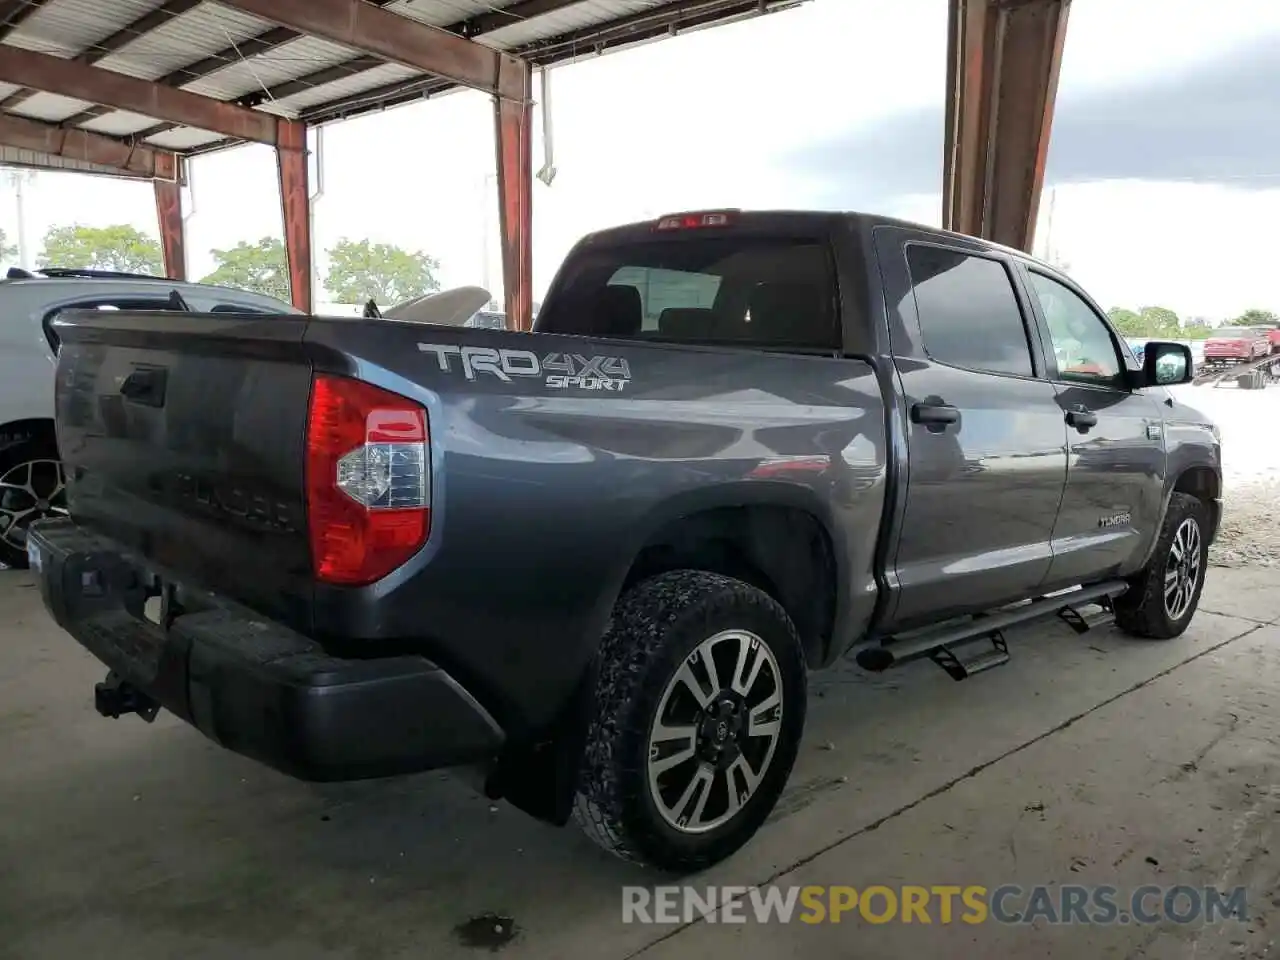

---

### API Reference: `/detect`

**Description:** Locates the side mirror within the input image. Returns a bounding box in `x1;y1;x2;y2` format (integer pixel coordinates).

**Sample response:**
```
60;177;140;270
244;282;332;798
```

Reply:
1141;341;1194;386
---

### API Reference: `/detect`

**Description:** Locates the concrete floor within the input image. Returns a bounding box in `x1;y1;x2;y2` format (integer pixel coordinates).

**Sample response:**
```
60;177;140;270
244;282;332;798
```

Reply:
3;567;1280;960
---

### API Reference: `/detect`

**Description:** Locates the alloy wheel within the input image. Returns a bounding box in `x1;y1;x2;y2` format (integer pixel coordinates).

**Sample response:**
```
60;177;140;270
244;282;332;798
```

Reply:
646;629;784;834
1163;516;1202;621
0;458;68;553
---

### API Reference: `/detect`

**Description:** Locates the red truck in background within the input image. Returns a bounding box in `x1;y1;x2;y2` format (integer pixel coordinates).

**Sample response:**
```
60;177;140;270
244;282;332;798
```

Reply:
1203;326;1271;368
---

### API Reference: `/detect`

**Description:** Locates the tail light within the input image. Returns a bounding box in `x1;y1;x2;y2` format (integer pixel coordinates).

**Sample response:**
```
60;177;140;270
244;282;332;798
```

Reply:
305;375;429;586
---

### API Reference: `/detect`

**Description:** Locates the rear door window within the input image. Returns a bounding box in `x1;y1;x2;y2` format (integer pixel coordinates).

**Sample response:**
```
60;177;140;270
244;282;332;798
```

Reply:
906;245;1036;378
537;236;838;350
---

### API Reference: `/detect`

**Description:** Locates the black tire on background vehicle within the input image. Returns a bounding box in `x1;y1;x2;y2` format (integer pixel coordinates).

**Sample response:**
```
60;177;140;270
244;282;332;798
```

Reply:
0;431;66;569
1114;493;1209;640
574;570;807;873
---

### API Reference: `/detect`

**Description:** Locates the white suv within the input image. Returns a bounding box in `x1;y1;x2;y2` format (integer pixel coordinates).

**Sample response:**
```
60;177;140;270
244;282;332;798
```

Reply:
0;268;299;568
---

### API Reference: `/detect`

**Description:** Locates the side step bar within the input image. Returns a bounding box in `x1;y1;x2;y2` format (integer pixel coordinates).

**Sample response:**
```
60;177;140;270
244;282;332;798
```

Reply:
855;580;1129;680
1058;595;1117;635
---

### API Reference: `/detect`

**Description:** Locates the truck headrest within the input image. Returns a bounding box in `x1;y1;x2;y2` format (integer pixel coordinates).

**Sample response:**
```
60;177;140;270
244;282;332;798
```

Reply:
595;284;642;336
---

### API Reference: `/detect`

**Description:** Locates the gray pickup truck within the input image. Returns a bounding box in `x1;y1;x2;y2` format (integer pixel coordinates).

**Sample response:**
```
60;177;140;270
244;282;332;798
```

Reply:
29;210;1221;872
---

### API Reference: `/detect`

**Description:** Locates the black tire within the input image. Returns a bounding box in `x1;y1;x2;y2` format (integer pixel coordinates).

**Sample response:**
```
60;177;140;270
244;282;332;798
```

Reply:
0;431;64;570
1114;493;1209;639
573;570;807;873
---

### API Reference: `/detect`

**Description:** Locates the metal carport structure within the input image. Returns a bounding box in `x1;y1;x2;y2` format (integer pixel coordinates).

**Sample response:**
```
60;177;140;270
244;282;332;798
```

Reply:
0;0;1071;329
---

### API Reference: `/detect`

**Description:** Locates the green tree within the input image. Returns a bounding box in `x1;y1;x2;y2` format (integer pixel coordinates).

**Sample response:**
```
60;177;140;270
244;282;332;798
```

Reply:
1231;308;1278;326
0;228;16;264
200;237;289;301
38;224;162;274
323;238;440;305
1107;307;1144;336
1137;306;1181;336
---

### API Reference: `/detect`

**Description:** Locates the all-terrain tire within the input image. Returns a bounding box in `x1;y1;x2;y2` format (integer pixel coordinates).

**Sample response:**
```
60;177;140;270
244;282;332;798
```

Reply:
1114;493;1210;639
0;430;64;570
573;570;807;873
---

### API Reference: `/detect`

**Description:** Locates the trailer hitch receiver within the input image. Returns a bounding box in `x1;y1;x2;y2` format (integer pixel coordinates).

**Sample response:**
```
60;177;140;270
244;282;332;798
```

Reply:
94;672;160;722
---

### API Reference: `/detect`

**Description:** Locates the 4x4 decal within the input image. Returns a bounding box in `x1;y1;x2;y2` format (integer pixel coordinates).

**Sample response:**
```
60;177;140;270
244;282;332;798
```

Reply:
417;343;631;392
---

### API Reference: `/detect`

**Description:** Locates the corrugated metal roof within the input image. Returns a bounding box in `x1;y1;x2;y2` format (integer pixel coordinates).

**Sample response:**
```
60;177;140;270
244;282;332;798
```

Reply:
93;2;276;82
482;0;670;49
385;0;517;29
0;0;805;166
268;62;420;114
3;0;169;58
183;35;361;102
144;125;224;149
79;109;163;136
6;91;94;122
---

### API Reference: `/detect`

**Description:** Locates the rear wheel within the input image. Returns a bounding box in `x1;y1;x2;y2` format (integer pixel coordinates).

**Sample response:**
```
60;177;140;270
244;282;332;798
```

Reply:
573;570;806;872
0;433;67;569
1115;493;1208;639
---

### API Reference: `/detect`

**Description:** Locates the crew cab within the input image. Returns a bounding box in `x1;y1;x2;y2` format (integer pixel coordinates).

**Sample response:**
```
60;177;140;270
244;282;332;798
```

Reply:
28;211;1221;872
1203;325;1270;366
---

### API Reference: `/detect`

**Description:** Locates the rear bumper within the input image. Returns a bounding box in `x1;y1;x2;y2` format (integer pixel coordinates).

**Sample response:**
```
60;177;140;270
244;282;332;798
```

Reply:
28;519;505;781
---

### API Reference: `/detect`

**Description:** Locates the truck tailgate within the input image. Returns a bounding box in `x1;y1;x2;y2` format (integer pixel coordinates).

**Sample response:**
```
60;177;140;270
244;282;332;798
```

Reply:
53;312;317;630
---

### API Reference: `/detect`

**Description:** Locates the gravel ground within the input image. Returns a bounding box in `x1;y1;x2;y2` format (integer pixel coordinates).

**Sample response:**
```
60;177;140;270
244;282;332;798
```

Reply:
1169;383;1280;568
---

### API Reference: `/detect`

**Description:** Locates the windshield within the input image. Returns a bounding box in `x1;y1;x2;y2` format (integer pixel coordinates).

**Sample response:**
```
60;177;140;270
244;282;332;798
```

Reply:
1209;327;1257;338
536;235;838;350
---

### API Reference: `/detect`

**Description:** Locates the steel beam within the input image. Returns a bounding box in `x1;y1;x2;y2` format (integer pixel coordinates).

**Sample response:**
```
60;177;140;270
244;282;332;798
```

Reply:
154;177;187;280
494;61;533;331
0;45;281;145
0;112;178;179
942;0;1071;252
214;0;530;102
240;0;579;111
276;120;312;313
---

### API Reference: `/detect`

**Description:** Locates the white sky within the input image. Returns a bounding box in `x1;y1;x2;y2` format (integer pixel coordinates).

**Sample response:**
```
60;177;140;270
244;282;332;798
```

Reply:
2;0;1280;318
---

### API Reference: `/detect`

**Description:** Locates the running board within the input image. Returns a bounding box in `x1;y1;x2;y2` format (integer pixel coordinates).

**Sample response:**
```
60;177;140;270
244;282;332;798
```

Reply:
855;580;1129;680
1058;596;1116;635
930;631;1009;681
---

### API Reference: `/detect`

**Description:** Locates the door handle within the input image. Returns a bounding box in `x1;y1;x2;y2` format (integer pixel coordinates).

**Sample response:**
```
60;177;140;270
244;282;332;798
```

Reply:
911;402;960;426
1065;406;1098;432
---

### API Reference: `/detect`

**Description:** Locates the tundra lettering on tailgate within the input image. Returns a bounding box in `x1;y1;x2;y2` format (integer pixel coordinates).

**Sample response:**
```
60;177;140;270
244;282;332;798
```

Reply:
417;343;631;392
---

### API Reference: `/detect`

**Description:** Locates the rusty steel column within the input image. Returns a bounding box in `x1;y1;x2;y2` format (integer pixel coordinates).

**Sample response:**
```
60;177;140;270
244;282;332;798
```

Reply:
494;60;533;331
276;119;312;312
942;0;1071;252
153;174;186;281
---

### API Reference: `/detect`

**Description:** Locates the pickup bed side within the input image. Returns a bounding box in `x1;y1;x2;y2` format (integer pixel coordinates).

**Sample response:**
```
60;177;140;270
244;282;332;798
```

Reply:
299;320;889;732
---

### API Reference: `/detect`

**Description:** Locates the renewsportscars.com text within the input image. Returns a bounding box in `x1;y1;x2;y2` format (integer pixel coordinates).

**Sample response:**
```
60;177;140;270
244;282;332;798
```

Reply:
622;884;1248;926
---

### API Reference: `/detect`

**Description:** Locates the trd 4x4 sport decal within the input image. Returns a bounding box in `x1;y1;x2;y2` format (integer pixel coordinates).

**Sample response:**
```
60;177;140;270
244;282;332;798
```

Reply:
417;343;631;392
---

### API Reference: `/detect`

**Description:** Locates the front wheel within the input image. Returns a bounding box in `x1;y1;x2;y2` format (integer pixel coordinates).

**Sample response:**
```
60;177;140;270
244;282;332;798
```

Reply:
573;570;807;873
1115;493;1209;639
